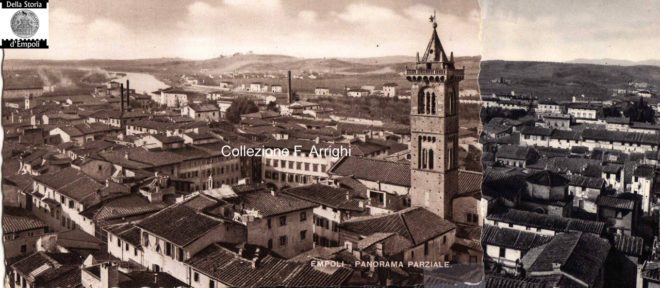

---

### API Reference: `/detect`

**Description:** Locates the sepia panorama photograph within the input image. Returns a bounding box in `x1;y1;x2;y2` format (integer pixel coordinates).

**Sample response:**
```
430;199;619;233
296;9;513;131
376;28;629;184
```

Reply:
1;0;484;287
4;0;660;287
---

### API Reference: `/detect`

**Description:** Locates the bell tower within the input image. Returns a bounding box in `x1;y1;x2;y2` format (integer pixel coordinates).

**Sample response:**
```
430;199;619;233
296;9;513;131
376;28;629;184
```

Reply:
406;13;464;219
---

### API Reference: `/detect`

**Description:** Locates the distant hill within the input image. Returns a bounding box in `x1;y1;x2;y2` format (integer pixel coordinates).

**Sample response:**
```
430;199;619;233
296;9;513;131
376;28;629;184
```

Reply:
480;60;660;101
4;58;185;70
337;56;416;65
570;58;660;67
4;54;481;91
4;54;479;75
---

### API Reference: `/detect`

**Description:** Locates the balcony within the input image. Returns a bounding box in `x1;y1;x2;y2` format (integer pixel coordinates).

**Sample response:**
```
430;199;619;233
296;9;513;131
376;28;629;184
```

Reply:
405;66;464;83
406;68;447;75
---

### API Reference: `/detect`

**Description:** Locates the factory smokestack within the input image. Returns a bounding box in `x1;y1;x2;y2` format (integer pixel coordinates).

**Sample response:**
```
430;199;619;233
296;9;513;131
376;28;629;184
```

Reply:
126;80;130;111
120;83;124;112
287;70;293;104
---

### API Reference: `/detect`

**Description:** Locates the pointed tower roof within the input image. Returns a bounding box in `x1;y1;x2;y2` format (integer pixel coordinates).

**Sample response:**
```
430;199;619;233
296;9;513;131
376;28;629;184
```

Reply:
421;12;449;63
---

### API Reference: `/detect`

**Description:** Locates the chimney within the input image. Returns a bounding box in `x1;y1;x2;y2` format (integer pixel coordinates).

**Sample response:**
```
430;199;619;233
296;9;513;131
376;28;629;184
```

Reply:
270;189;277;197
100;262;119;288
126;80;131;111
251;256;259;269
346;191;350;200
551;263;561;274
105;179;110;188
120;84;124;112
287;70;293;104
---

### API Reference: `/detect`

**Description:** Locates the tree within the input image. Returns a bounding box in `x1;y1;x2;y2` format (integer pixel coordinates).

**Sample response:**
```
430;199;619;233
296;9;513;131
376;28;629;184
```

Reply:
624;98;655;123
603;106;623;118
225;98;259;123
291;91;301;102
464;145;483;172
266;101;280;112
480;107;527;123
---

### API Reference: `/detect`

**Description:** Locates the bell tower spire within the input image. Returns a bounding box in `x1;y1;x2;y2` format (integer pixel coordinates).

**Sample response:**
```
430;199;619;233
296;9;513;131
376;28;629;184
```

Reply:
405;12;464;219
421;10;449;64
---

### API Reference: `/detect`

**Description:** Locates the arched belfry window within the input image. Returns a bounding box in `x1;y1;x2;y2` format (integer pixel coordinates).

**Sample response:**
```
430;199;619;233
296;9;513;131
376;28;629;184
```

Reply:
422;148;427;169
446;137;456;170
419;92;426;114
431;93;436;114
419;88;437;115
417;136;422;169
425;93;431;114
428;149;434;169
446;88;457;116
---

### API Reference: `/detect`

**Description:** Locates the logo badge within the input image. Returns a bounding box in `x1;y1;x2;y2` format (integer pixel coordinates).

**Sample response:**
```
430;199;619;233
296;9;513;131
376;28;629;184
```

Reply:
10;9;39;38
0;0;49;48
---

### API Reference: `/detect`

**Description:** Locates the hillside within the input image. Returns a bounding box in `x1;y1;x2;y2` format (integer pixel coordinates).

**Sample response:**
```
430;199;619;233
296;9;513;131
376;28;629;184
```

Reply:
570;58;660;67
4;54;481;91
4;54;479;75
480;60;660;101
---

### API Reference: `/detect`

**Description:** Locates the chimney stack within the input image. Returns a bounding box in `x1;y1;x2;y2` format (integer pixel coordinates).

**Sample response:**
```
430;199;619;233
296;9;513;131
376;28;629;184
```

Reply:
287;70;293;104
120;84;125;112
100;262;119;288
251;256;259;269
126;80;131;111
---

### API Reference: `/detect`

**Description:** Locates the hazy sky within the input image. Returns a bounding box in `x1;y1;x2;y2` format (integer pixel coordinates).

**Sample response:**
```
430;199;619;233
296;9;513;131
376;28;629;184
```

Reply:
481;0;660;62
6;0;481;60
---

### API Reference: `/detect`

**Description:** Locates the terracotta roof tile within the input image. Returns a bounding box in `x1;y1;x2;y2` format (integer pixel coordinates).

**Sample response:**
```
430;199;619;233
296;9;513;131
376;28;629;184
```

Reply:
3;208;47;234
486;209;605;235
614;234;644;257
481;225;552;251
282;184;366;212
137;199;223;246
329;156;410;187
341;207;455;245
186;243;352;287
239;190;317;217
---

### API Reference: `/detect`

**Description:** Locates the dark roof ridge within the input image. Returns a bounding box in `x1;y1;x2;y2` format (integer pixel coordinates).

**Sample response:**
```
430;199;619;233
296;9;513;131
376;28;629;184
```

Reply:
342;206;420;224
397;207;421;244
